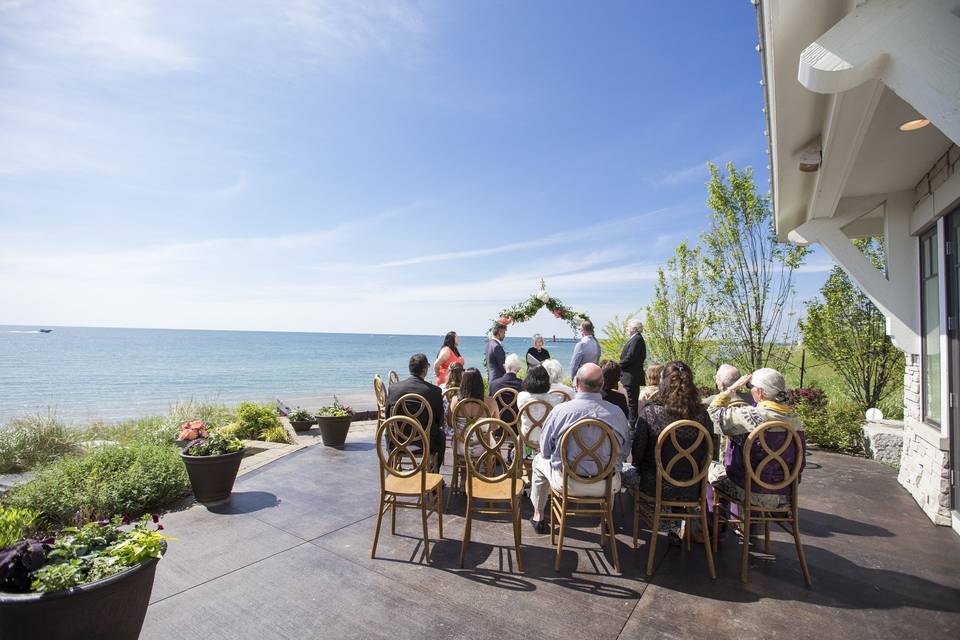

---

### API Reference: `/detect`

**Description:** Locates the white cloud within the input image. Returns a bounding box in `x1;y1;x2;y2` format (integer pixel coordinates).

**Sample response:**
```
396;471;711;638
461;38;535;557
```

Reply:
0;0;197;74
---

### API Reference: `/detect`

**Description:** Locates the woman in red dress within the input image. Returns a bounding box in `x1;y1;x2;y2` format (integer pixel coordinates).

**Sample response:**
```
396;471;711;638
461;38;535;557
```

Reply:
434;331;464;386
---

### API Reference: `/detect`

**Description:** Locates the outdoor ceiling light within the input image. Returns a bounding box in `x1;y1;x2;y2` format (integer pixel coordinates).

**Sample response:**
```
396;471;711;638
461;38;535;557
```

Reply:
899;118;930;132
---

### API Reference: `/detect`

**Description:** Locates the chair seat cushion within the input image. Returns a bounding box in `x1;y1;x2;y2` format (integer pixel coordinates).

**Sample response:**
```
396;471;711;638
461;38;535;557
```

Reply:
385;472;444;495
470;478;524;501
551;472;621;498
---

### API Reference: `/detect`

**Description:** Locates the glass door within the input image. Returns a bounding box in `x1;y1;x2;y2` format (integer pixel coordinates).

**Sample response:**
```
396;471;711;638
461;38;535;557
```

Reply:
945;213;960;508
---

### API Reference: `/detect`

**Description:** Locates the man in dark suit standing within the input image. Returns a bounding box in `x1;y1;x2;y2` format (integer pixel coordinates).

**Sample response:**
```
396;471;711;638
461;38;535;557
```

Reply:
386;353;445;469
619;318;647;425
485;322;507;384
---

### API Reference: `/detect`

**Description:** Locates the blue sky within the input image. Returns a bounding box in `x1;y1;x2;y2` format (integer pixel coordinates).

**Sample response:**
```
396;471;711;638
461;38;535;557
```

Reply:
0;0;832;336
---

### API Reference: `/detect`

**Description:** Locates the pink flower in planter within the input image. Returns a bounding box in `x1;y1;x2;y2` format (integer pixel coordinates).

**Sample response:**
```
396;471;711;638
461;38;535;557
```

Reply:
178;419;208;442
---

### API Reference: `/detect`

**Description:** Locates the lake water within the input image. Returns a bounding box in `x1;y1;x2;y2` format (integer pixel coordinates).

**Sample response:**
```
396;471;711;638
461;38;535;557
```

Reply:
0;326;577;424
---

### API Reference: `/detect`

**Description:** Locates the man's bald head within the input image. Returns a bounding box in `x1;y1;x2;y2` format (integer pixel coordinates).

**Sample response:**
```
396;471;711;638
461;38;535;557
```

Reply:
576;363;604;393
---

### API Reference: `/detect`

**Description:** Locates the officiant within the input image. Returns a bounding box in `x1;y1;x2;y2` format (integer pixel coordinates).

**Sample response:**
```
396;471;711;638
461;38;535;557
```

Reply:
526;334;551;369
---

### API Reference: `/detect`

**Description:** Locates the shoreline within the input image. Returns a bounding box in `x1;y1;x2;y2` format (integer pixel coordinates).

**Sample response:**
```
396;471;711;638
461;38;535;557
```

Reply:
2;389;379;427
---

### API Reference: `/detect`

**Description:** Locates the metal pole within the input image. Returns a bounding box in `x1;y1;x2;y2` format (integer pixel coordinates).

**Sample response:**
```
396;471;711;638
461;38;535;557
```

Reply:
799;348;806;388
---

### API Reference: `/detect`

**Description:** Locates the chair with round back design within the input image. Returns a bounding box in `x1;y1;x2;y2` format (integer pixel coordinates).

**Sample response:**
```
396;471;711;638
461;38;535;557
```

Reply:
371;416;445;563
447;397;492;506
632;419;715;578
459;417;525;570
711;420;810;586
550;418;621;572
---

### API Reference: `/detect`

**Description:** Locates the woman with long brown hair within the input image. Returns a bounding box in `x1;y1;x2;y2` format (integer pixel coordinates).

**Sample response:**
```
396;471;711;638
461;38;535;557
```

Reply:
434;331;464;386
627;360;711;543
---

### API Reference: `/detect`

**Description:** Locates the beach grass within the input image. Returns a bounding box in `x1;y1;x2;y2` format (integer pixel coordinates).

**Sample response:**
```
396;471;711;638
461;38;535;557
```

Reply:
5;444;189;532
0;413;79;474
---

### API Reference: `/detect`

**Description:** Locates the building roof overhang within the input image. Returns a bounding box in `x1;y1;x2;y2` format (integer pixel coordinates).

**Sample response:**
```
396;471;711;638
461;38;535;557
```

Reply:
759;0;960;241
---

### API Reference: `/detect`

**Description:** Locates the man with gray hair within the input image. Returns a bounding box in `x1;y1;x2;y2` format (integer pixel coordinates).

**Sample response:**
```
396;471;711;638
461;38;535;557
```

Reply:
618;318;647;424
704;363;753;407
490;353;523;394
528;363;630;533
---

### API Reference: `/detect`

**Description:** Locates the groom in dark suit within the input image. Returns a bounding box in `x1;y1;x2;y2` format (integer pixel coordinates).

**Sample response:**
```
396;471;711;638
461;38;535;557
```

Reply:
485;322;507;384
619;318;647;425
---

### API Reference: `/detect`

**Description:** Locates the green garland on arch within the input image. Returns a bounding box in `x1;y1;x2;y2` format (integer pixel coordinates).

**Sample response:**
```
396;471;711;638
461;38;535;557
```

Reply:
492;280;590;335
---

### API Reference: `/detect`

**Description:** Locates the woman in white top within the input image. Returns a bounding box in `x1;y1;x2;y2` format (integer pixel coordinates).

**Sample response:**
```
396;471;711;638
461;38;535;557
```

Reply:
516;365;560;447
542;358;575;399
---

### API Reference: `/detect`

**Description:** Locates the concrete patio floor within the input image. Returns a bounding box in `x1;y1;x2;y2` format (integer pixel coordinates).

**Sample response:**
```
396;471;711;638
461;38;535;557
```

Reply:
141;428;960;640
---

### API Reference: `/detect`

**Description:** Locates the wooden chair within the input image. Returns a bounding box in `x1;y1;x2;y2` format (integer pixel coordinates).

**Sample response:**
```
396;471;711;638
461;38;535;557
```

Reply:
371;416;445;563
390;393;438;472
517;399;553;481
459;418;525;570
711;420;811;586
442;386;459;444
448;398;492;505
549;418;621;572
492;387;520;429
632;419;716;578
387;370;400;387
548;389;571;404
373;374;387;429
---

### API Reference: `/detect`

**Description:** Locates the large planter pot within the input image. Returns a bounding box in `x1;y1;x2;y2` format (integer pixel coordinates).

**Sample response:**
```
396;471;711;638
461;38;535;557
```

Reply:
0;552;162;640
181;448;244;503
289;419;316;433
316;415;353;448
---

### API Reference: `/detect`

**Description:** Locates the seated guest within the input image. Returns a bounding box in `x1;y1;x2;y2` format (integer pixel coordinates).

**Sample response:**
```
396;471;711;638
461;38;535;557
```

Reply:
542;358;575;399
449;367;498;454
704;363;752;406
386;353;446;468
529;363;630;533
490;353;523;394
526;334;551;369
443;361;464;391
442;362;465;430
516;365;561;446
627;361;711;542
636;363;664;410
600;360;629;418
708;368;806;511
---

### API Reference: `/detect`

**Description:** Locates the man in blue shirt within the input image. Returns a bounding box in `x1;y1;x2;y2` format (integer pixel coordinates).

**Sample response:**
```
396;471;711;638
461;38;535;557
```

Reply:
569;320;601;382
529;363;630;533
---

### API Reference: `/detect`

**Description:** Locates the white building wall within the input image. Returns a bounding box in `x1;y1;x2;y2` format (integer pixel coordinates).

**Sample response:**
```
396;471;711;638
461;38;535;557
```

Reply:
897;145;959;528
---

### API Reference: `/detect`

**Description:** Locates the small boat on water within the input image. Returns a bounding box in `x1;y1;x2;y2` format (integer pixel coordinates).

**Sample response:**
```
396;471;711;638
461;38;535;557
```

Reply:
38;329;53;333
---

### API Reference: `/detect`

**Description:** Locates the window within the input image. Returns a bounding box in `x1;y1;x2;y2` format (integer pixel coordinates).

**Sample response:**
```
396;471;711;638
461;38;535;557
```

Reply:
920;229;941;425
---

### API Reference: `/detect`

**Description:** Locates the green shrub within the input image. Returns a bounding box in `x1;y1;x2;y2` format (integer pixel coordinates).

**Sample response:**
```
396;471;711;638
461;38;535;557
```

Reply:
233;402;281;440
0;506;39;548
5;444;189;530
261;426;292;444
797;401;865;455
0;414;78;473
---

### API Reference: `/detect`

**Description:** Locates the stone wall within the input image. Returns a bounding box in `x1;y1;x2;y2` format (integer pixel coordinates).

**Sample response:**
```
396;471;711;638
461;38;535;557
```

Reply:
863;421;903;467
897;356;952;525
903;359;921;422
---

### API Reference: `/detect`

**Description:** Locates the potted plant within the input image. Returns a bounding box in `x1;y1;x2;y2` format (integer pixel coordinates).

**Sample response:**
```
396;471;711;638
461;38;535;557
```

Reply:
180;428;245;504
288;408;316;433
315;397;354;448
0;515;169;640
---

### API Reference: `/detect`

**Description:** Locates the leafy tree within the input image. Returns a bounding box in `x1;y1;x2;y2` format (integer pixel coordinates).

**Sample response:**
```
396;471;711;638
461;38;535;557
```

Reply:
644;241;713;367
701;162;808;371
599;310;642;363
800;238;904;411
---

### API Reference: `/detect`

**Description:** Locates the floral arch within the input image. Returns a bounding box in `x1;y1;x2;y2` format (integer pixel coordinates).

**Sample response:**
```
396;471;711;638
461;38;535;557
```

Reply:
493;280;590;334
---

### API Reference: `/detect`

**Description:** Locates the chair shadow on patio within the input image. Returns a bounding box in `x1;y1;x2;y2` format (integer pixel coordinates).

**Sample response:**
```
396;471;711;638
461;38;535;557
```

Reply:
796;508;895;538
640;536;960;613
